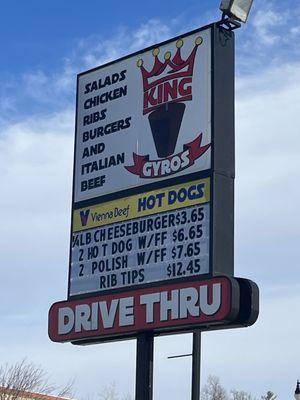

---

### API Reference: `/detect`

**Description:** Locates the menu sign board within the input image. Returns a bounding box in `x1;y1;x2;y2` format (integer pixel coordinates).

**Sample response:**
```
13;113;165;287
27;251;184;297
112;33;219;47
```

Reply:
49;24;250;345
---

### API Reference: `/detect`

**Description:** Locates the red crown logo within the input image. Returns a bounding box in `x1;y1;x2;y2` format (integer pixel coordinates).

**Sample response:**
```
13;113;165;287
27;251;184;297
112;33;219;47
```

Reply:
137;37;203;114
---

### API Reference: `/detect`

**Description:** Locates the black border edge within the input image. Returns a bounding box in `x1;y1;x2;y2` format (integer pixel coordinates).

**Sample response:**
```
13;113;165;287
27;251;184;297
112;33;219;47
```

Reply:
67;74;80;300
211;24;235;277
234;277;259;327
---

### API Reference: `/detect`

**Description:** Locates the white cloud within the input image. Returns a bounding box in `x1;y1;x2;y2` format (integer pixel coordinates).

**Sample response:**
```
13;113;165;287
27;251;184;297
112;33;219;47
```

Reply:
237;1;300;74
234;62;300;285
23;70;49;101
0;110;74;323
0;96;16;115
131;19;171;50
290;26;300;37
252;8;284;45
21;64;77;107
78;19;172;70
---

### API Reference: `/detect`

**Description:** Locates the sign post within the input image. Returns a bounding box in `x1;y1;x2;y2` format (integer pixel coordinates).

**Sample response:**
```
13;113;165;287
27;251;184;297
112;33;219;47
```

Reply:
48;21;259;400
135;333;154;400
192;332;202;400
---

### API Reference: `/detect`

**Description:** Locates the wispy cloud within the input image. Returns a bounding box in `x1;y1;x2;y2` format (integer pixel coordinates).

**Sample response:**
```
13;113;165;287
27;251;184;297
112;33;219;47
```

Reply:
22;61;77;103
236;0;300;75
252;8;286;45
290;26;300;37
235;61;300;288
77;19;172;70
23;70;49;101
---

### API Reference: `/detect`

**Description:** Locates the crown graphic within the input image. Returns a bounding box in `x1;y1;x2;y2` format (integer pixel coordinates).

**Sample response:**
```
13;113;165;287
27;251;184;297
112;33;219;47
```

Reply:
137;37;203;91
137;37;203;114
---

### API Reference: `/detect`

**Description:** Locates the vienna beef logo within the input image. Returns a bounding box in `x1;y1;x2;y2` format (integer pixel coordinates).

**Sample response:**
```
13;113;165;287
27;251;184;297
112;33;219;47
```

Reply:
79;209;90;226
125;36;211;179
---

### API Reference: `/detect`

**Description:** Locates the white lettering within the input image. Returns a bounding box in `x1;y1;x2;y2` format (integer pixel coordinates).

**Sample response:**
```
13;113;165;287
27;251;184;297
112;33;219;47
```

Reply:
160;290;179;321
99;299;118;328
199;284;221;315
141;151;191;178
75;304;91;332
160;159;171;175
140;293;160;323
179;288;199;319
91;302;98;330
119;297;134;326
58;307;74;335
152;161;161;176
181;150;190;169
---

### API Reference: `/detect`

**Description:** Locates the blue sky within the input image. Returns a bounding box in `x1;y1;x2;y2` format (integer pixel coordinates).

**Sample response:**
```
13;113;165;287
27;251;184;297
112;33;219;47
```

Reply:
0;1;300;399
0;0;214;69
1;0;215;76
1;0;299;120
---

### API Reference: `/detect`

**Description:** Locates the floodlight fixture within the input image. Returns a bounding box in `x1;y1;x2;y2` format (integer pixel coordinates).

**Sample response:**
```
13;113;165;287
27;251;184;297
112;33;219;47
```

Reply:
220;0;254;23
295;380;300;400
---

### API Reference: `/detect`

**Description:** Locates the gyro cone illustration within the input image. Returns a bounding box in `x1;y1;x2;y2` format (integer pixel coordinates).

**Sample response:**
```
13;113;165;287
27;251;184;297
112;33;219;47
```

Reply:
148;102;185;158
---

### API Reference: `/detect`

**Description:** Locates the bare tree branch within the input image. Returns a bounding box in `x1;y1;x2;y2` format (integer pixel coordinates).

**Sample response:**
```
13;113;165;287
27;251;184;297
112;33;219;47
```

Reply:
261;391;277;400
231;389;253;400
98;383;132;400
0;360;74;400
202;375;228;400
99;383;119;400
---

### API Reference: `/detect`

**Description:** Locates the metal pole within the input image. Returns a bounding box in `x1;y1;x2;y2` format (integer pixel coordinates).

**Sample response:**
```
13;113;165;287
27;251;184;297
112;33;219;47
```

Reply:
135;332;154;400
191;332;201;400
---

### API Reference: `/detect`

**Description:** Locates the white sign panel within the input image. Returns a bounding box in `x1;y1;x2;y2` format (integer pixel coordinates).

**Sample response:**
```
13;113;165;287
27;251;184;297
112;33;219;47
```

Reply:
71;204;209;296
74;29;212;202
70;178;211;296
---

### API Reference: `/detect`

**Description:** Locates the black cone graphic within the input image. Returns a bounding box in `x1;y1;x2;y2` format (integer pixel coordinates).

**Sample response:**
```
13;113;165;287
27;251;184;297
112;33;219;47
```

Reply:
148;102;185;158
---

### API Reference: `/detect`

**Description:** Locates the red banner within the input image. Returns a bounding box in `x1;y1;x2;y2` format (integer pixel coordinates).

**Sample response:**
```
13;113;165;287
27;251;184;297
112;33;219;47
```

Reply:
48;277;239;344
125;133;211;178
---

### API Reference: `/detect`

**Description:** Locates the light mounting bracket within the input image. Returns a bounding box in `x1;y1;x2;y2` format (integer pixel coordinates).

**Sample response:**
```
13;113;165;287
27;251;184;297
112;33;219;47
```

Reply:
217;12;242;31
